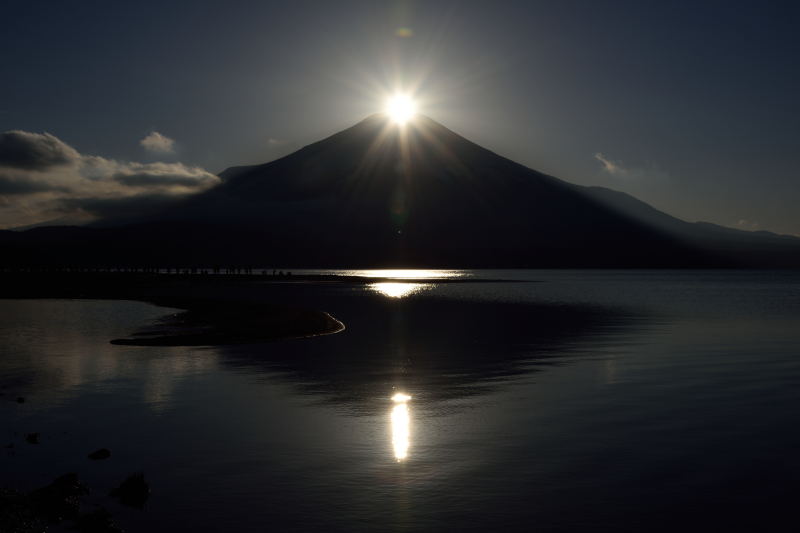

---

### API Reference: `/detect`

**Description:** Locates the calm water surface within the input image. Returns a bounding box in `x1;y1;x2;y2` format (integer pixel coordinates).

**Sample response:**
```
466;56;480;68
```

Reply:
2;270;800;531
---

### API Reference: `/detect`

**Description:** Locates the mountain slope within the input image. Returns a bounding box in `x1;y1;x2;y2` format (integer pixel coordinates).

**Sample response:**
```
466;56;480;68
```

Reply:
150;114;712;267
578;185;800;266
3;114;798;267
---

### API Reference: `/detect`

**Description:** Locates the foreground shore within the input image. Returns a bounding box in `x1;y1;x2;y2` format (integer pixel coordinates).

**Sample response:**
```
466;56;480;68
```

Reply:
0;272;354;346
0;270;510;346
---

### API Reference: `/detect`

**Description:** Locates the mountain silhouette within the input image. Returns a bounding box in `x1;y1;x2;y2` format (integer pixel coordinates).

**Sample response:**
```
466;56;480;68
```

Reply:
2;114;799;267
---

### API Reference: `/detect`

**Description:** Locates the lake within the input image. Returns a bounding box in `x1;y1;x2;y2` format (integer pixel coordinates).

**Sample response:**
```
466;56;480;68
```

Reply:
2;270;799;531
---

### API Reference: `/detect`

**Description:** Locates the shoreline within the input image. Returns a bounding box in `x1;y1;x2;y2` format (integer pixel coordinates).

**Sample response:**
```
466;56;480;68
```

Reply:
108;305;345;346
0;271;525;346
0;272;353;346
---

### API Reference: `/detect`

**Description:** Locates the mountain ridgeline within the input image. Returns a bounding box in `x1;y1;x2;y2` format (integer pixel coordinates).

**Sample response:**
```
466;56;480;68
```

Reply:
3;114;799;267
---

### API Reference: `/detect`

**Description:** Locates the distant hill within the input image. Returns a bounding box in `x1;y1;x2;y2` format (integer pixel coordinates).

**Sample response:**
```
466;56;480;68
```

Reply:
2;114;799;267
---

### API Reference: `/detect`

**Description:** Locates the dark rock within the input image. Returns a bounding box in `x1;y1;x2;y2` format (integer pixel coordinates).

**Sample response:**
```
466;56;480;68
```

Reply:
75;507;123;533
88;448;111;460
0;487;45;533
110;473;149;508
1;475;127;533
29;472;89;523
15;397;24;404
24;433;38;444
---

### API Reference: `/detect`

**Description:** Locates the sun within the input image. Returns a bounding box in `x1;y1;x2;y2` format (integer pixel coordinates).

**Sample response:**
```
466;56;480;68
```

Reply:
385;94;417;125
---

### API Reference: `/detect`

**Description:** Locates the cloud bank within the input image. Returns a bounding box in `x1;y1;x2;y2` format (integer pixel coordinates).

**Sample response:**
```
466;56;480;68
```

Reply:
0;130;219;229
140;131;175;153
0;130;80;170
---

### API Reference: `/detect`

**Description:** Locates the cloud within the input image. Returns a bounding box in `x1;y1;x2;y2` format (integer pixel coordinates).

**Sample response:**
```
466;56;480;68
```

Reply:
0;130;219;228
0;173;71;195
594;152;670;182
140;131;175;153
112;163;218;188
736;219;760;231
0;131;80;170
594;152;627;177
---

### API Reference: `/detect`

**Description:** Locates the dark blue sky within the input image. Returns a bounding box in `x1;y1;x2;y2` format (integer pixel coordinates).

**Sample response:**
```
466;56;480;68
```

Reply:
2;0;799;233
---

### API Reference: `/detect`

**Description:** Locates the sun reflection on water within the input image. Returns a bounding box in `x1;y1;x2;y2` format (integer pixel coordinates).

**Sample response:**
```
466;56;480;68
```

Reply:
370;282;431;298
391;393;412;461
357;269;465;279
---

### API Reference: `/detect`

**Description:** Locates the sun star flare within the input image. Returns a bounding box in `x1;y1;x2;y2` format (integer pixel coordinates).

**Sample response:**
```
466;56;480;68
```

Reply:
385;94;417;125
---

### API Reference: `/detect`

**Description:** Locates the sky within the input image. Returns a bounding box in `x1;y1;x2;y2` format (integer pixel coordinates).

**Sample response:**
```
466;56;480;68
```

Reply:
1;0;799;233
